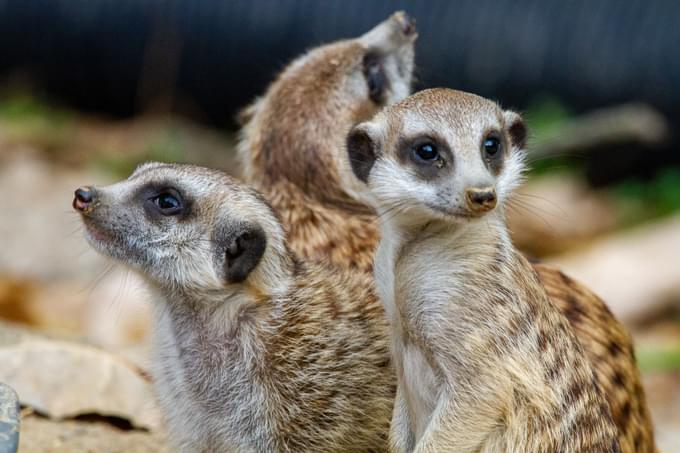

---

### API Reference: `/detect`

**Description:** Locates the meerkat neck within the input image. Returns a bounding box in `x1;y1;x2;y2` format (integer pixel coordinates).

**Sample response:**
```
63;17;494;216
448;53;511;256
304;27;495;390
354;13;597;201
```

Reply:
375;211;513;321
151;252;295;338
379;209;511;262
152;286;260;338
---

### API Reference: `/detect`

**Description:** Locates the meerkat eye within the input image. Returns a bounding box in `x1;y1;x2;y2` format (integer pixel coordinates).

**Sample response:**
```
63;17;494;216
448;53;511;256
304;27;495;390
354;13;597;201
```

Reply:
151;190;183;216
413;143;439;162
483;136;502;159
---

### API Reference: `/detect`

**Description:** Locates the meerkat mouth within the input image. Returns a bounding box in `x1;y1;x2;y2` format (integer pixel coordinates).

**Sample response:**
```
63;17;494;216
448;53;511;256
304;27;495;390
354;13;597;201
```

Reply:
80;220;141;267
426;204;487;221
81;218;113;247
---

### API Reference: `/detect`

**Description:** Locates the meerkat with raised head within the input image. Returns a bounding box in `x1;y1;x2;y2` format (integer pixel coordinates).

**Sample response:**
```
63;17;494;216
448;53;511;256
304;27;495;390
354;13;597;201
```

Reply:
238;11;417;272
73;163;394;452
347;88;621;452
238;13;655;452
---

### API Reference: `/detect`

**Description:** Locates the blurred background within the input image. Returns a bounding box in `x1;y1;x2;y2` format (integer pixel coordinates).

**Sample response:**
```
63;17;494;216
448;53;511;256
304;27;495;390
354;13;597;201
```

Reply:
0;1;678;451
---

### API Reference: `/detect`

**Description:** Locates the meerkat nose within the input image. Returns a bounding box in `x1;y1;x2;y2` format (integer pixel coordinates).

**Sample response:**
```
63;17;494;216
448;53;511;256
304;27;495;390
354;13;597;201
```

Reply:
393;11;416;37
465;187;497;213
73;186;97;213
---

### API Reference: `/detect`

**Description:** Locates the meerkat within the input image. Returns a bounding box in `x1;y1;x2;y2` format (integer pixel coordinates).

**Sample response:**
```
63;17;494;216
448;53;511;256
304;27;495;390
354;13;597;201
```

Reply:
73;162;394;452
346;88;621;452
237;11;417;272
237;12;655;452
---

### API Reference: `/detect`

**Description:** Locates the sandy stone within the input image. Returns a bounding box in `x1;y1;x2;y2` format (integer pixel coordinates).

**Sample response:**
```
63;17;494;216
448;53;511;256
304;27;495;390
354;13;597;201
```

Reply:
0;321;159;431
19;415;170;453
547;215;680;323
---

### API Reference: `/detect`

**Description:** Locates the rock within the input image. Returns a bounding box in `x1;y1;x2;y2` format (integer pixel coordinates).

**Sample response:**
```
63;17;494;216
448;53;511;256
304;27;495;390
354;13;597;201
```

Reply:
547;215;680;323
0;383;20;453
0;321;159;431
19;415;170;453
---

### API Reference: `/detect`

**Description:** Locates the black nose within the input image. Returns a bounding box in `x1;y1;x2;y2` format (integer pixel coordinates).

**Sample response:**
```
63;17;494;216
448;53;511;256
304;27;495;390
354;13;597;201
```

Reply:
465;187;497;213
395;11;416;37
73;186;97;212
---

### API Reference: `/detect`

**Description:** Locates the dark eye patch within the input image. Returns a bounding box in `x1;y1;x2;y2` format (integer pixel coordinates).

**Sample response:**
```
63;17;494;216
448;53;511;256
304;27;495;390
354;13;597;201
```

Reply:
363;52;388;104
138;182;192;221
397;134;453;181
481;131;506;174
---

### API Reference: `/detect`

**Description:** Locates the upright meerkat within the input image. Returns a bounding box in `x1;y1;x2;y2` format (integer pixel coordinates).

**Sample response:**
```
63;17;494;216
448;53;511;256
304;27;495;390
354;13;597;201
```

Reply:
347;88;620;452
238;11;417;272
238;12;655;452
73;163;394;452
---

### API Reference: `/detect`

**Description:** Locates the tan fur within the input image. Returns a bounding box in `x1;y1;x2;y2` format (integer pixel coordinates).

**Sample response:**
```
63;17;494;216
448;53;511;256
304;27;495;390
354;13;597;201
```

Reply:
76;163;394;452
237;13;655;453
537;263;655;452
237;11;415;272
355;88;620;451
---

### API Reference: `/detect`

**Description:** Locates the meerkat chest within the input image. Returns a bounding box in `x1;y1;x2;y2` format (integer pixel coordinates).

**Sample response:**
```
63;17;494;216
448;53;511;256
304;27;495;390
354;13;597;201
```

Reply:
378;231;468;439
396;339;440;440
152;306;272;451
374;230;400;325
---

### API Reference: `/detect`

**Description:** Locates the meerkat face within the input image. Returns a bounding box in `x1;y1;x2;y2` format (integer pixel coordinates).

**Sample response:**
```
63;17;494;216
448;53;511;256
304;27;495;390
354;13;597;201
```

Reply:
347;88;527;225
73;163;288;294
355;11;417;107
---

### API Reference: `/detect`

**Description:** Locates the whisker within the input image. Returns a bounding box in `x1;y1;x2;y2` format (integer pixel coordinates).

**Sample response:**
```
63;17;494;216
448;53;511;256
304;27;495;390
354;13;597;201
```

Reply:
514;192;568;218
109;269;131;327
507;200;555;231
80;263;115;295
511;196;566;221
66;225;85;238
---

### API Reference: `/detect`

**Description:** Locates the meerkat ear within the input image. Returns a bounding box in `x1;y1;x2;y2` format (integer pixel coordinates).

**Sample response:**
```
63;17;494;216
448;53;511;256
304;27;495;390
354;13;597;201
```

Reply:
347;123;380;183
504;111;528;150
222;224;267;284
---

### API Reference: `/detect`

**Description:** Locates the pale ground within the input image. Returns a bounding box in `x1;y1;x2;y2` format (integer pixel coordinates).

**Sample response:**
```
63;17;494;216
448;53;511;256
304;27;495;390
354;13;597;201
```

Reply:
19;416;170;453
1;149;679;452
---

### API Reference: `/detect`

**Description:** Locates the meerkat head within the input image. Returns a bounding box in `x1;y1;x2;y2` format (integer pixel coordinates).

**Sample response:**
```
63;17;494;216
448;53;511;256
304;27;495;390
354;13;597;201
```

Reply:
346;88;527;226
238;11;417;201
73;163;290;298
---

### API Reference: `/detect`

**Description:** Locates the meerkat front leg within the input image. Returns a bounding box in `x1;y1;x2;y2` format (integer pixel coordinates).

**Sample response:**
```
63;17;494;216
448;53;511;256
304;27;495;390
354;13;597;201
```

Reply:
389;385;416;453
413;391;501;453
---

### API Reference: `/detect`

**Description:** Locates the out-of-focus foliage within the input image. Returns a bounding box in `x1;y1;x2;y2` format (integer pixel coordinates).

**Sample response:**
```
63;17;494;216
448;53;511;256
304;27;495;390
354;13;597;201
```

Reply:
524;96;580;175
0;89;235;179
637;346;680;373
614;168;680;225
0;92;74;152
525;96;573;143
95;129;187;178
522;96;680;225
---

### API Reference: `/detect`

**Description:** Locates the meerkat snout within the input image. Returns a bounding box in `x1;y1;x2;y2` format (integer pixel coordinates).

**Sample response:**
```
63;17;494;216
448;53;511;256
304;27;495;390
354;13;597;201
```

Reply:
73;186;97;212
465;186;497;212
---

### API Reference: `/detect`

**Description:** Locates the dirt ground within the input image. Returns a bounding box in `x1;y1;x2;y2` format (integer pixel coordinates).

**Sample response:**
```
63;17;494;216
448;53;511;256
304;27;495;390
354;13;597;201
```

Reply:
19;415;170;453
